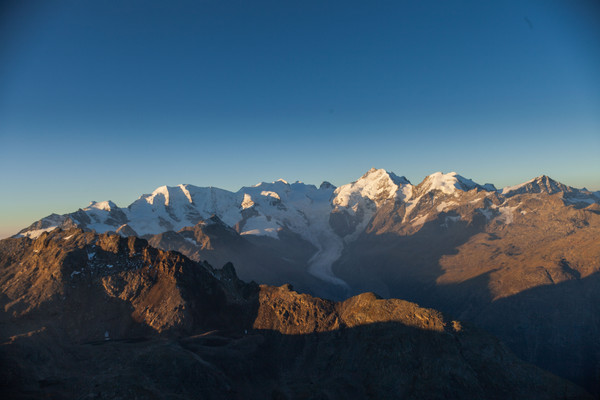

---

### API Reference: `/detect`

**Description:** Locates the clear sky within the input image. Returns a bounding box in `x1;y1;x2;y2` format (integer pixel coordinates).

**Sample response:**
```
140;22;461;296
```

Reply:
1;0;599;238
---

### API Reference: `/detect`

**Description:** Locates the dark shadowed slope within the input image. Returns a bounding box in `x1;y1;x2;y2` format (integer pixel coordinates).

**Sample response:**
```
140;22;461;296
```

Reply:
334;191;600;392
0;229;591;399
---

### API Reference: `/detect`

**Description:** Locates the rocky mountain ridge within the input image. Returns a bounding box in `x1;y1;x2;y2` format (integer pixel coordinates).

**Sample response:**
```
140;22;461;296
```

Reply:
0;229;591;399
18;170;598;243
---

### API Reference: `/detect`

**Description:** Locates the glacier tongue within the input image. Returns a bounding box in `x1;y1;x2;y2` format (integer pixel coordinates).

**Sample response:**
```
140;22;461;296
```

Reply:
307;230;348;288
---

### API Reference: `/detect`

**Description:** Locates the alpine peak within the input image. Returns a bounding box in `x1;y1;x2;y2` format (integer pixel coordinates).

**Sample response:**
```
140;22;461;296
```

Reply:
251;178;291;188
319;181;335;190
333;168;411;208
360;168;410;186
86;200;118;212
419;172;486;195
502;175;574;197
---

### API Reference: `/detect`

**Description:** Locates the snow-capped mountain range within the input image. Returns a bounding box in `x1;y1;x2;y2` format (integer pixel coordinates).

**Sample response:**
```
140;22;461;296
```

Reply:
20;169;597;239
16;168;599;287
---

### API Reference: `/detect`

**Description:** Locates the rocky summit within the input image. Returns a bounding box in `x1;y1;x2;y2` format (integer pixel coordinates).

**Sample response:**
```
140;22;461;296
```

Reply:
0;229;591;399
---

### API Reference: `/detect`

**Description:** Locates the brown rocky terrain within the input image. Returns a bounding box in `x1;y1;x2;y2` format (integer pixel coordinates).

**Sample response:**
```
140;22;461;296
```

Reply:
0;229;591;399
333;189;600;393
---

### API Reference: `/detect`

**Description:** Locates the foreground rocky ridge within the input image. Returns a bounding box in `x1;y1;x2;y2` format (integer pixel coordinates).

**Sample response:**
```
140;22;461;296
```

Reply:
0;230;590;399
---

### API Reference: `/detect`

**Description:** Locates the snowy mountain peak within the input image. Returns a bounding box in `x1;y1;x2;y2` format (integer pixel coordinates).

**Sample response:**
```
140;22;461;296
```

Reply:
420;172;485;195
360;168;408;184
334;168;411;208
251;179;291;189
86;200;117;212
533;175;571;192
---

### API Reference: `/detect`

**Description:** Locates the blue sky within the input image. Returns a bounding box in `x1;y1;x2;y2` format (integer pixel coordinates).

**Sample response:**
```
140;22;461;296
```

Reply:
1;0;599;238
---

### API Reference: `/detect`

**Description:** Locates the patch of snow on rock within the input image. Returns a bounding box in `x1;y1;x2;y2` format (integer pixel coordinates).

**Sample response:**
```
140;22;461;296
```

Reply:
86;200;117;212
497;205;518;224
260;191;281;200
436;201;458;212
241;193;254;209
22;227;58;239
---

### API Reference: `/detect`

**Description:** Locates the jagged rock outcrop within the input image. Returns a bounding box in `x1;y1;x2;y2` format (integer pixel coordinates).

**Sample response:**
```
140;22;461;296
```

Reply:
0;229;257;341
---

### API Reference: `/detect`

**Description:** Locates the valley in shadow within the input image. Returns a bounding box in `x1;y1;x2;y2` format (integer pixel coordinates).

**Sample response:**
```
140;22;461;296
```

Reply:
1;319;589;400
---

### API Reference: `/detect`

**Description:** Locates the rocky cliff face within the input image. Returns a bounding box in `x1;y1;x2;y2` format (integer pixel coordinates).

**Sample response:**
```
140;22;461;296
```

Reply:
0;230;590;399
0;229;257;341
